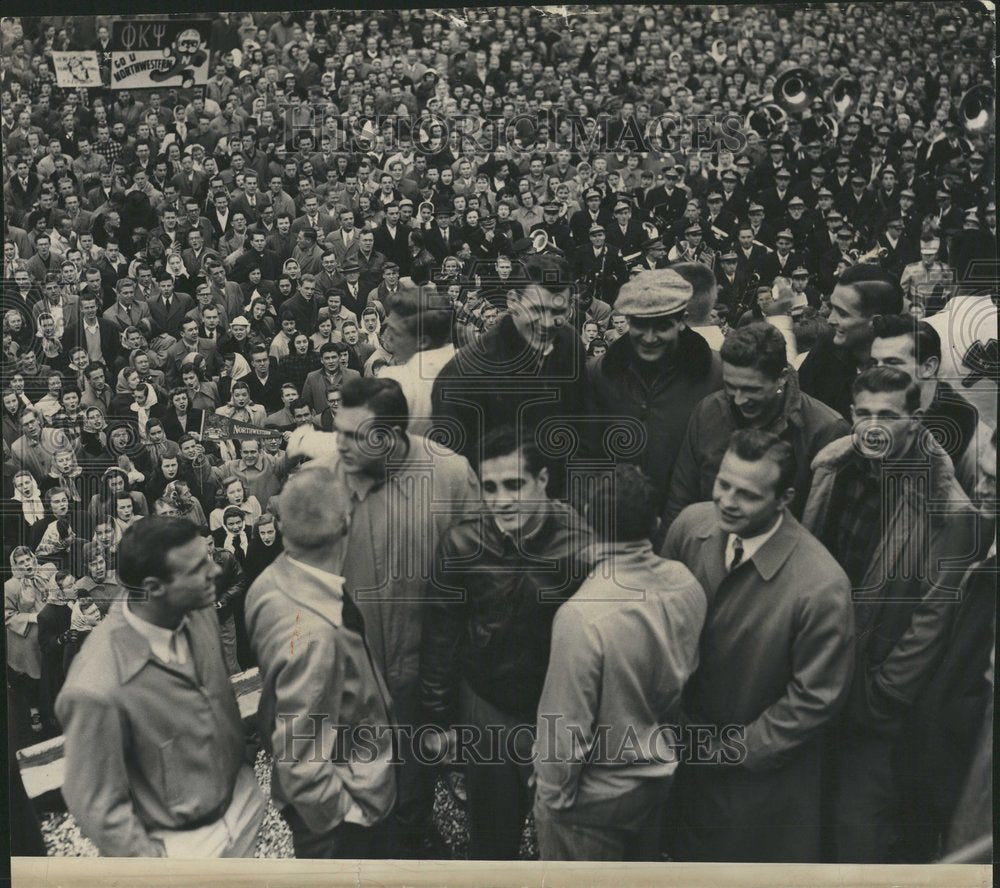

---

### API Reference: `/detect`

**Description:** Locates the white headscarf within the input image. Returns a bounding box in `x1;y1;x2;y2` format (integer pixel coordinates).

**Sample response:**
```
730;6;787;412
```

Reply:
12;472;44;525
130;384;159;441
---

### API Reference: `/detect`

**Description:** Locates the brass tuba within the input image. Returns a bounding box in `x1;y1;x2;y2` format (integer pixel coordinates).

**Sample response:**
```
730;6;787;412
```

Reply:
959;85;994;136
774;67;817;115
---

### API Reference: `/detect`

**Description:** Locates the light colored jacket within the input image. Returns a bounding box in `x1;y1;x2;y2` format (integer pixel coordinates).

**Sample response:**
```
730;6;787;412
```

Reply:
534;540;706;809
55;605;248;857
245;554;396;832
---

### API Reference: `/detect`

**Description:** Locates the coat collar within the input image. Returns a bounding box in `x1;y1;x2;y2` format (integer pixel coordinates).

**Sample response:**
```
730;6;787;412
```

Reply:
602;324;713;380
268;553;345;627
108;606;186;684
691;506;801;583
811;428;958;505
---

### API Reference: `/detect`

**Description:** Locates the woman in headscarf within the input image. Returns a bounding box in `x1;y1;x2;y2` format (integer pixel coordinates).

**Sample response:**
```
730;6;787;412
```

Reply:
38;446;85;506
3;470;46;557
128;383;162;444
216;351;252;407
5;547;56;735
32;312;64;370
164;250;195;296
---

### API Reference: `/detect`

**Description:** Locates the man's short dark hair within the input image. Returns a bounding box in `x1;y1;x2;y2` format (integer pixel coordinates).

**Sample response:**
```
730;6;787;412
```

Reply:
523;251;572;294
852;366;921;414
726;429;796;494
870;314;942;365
671;262;716;323
340;377;409;431
580;462;660;542
837;264;904;317
720;323;788;380
118;517;199;592
478;424;548;476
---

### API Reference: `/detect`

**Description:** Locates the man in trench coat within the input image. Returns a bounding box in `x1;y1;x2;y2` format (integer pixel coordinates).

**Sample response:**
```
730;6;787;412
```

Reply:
661;428;855;862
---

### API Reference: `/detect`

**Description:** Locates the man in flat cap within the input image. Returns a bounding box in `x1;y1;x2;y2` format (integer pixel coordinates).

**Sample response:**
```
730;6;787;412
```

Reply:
585;268;723;500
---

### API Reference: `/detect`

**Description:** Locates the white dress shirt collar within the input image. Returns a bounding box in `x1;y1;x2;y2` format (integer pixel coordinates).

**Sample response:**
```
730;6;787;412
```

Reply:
725;512;784;569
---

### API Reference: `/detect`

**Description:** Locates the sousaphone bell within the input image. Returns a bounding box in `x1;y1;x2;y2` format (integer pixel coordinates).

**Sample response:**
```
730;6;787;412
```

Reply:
959;85;994;135
773;67;816;114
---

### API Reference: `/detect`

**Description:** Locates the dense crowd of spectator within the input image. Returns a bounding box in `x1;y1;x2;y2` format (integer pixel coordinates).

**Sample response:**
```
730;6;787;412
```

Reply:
3;5;996;865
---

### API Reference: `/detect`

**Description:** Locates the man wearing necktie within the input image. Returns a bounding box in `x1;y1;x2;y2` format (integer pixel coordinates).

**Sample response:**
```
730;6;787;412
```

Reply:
56;518;267;857
661;429;854;862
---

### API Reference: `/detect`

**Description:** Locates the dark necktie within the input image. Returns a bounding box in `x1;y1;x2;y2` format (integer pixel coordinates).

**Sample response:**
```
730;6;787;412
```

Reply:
341;588;367;640
729;536;744;572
